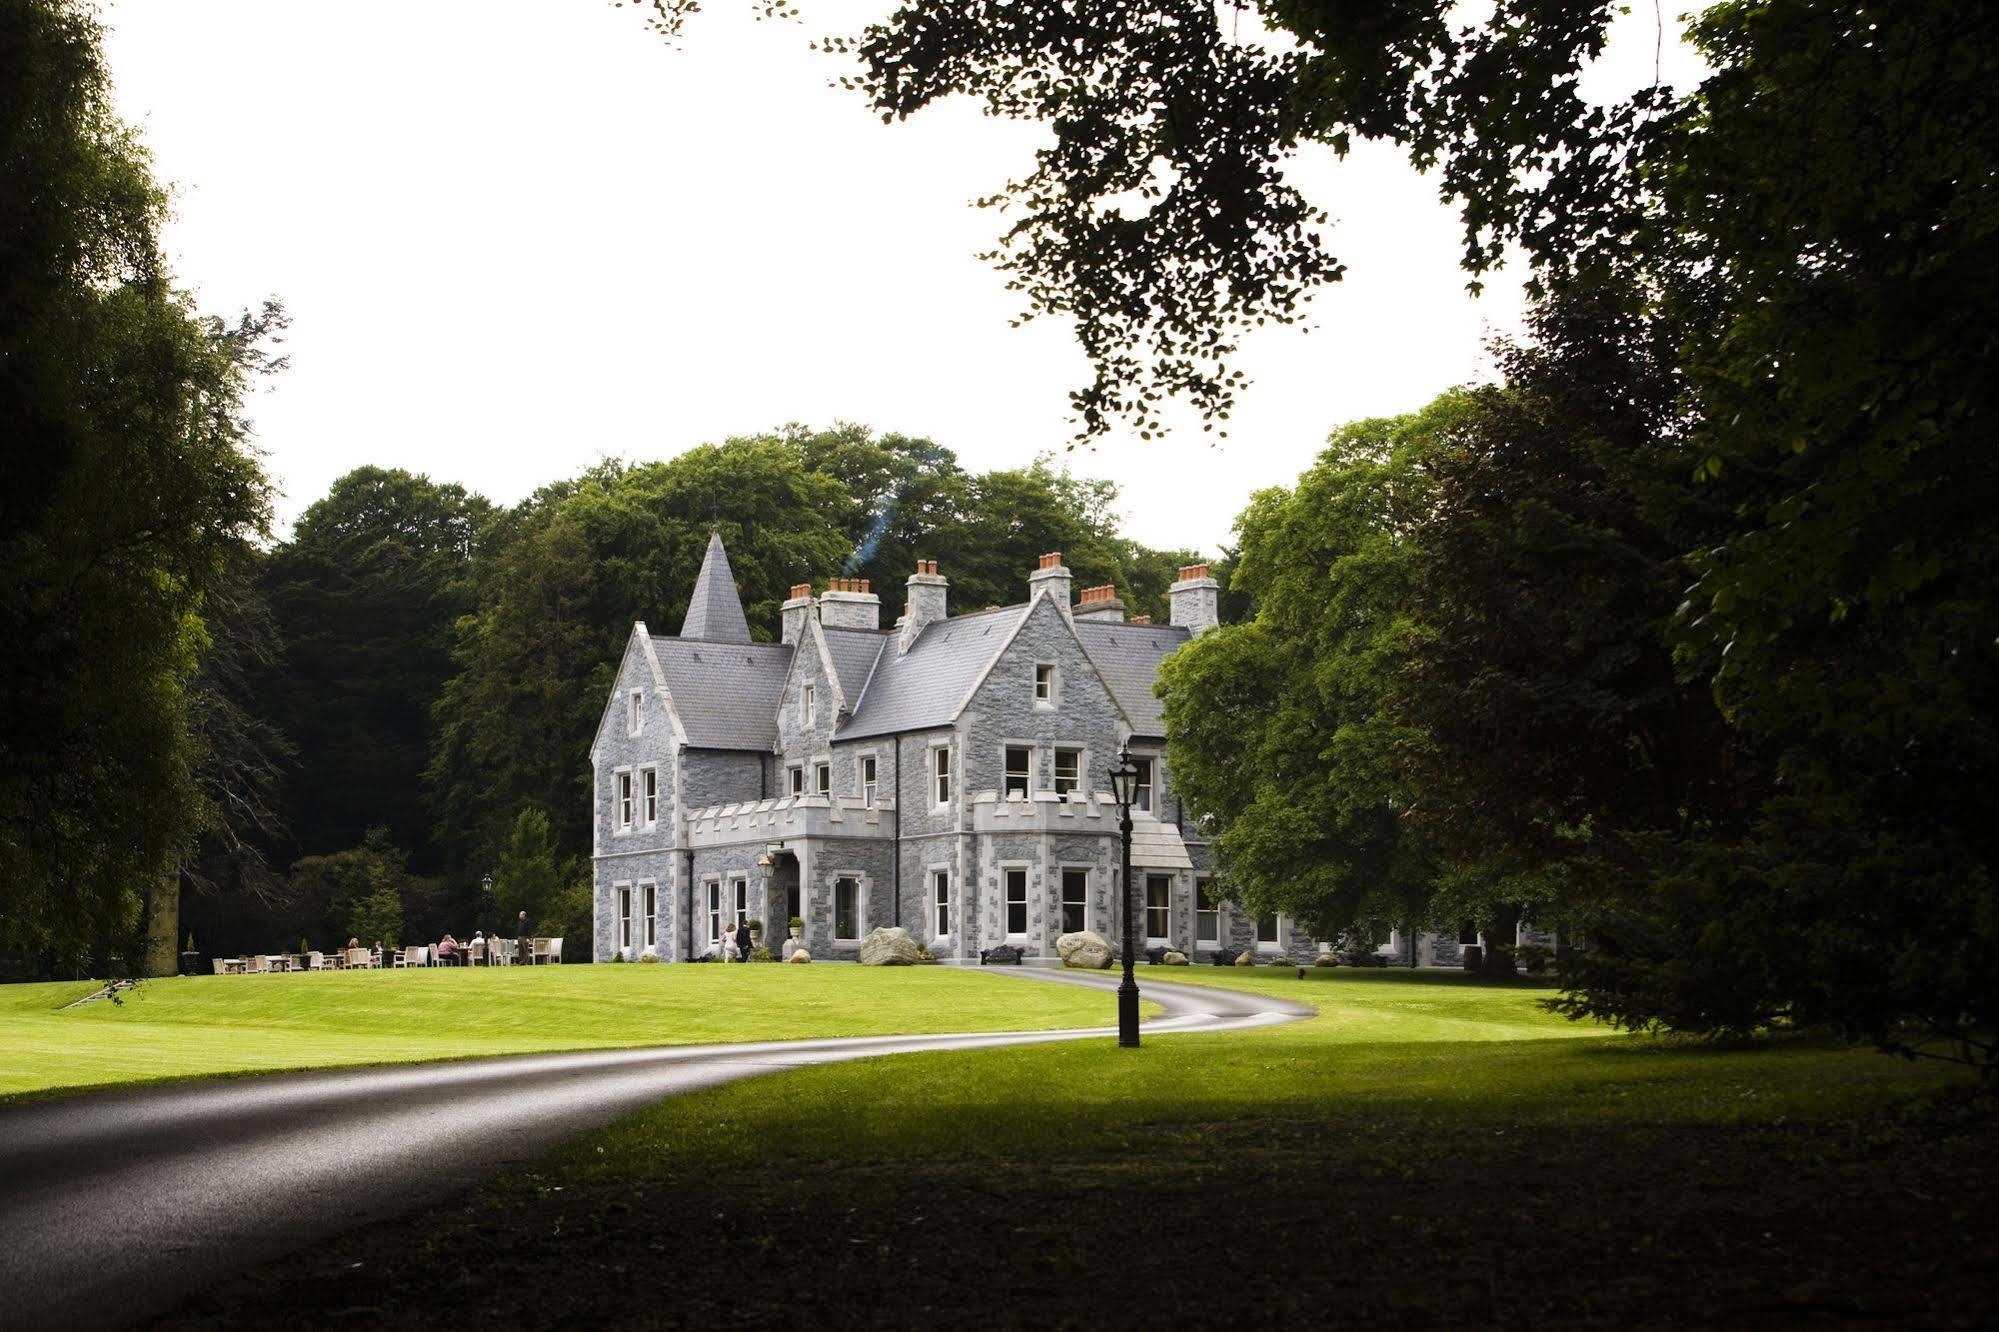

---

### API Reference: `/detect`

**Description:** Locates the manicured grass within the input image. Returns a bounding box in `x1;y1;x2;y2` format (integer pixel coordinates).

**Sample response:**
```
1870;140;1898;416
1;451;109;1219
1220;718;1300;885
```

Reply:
0;965;1152;1099
548;965;1973;1182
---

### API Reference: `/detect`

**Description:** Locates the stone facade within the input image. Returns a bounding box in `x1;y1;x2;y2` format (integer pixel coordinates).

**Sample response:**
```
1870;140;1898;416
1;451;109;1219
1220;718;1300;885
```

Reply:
589;540;1324;964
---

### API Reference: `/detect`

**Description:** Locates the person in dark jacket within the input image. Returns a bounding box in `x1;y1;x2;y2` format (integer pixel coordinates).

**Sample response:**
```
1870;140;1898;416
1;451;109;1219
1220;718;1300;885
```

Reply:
737;924;754;961
515;910;531;965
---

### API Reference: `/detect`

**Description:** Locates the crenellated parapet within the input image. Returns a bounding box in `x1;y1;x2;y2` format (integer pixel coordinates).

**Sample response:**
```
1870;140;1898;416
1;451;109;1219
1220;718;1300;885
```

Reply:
684;793;897;849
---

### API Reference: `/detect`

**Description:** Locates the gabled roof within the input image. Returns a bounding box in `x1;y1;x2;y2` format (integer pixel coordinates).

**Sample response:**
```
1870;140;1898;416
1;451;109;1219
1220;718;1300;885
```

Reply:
1075;620;1192;738
821;627;888;712
679;530;752;644
650;637;791;750
835;604;1030;740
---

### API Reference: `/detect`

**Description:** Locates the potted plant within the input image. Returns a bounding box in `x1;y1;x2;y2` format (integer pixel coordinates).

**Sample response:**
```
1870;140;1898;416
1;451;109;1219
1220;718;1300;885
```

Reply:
788;915;804;940
179;933;200;977
747;918;764;945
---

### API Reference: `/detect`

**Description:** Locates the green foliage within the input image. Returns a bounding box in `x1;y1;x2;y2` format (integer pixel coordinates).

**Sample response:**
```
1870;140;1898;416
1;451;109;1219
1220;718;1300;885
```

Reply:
287;828;412;951
492;807;588;941
1161;401;1452;935
0;0;275;972
259;467;490;870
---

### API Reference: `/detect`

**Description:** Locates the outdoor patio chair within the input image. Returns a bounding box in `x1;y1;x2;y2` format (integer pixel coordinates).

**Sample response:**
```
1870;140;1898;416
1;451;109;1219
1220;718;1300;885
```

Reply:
467;937;485;965
244;954;271;974
532;938;552;965
211;959;232;975
305;951;325;970
547;937;563;964
407;945;429;968
345;947;371;968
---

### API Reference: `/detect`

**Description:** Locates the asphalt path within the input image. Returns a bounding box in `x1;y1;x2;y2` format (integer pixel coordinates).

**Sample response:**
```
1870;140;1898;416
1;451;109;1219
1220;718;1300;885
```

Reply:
0;968;1309;1330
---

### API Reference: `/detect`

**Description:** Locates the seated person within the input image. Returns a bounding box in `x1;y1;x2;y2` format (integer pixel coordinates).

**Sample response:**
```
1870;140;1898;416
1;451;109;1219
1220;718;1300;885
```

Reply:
437;933;458;964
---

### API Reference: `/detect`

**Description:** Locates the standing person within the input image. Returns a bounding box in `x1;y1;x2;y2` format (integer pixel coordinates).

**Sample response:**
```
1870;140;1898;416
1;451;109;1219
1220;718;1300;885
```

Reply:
515;910;531;965
719;920;737;963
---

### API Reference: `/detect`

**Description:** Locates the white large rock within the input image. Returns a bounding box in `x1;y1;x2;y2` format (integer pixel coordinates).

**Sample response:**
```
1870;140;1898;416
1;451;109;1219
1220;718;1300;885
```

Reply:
1056;930;1115;969
1162;950;1189;966
858;926;921;966
787;947;812;964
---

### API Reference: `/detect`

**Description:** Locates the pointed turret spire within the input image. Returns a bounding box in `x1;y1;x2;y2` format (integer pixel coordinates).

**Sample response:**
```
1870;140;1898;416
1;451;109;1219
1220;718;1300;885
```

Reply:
679;530;752;643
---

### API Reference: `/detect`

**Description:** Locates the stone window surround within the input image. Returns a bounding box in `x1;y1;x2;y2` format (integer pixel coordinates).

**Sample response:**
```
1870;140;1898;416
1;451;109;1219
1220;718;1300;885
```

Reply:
615;880;633;952
1000;863;1031;938
1195;874;1224;945
1144;872;1173;942
1033;661;1058;708
804;682;817;727
787;764;804;796
640;766;659;827
730;876;750;933
1130;753;1156;813
628;689;644;736
856;749;880;806
613;767;635;835
640;880;658;950
929;740;952;809
703;878;723;945
813;753;832;795
1053;744;1089;798
1256;912;1288;952
1058;863;1092;936
929;863;952;940
1001;741;1035;799
830;870;869;942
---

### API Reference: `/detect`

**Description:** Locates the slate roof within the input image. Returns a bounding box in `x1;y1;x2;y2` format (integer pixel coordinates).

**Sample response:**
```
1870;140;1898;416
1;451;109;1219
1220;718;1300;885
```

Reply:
1075;620;1192;737
835;604;1030;740
650;637;791;750
679;530;752;644
820;627;888;710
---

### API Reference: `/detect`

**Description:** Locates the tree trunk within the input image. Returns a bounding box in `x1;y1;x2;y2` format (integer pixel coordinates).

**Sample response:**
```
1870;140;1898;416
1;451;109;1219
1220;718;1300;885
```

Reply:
1480;902;1522;979
140;876;179;977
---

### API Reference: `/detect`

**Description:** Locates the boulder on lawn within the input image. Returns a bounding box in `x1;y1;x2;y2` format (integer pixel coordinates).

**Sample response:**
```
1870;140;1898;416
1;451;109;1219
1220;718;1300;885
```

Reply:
1162;950;1189;966
787;947;812;964
858;926;921;966
1234;949;1255;966
1056;930;1115;969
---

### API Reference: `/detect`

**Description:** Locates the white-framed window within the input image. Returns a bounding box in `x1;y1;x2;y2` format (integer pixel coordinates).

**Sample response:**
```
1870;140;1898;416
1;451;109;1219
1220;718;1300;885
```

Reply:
1004;868;1028;936
641;767;658;826
1004;745;1032;799
629;690;643;736
1146;875;1171;940
932;869;950;937
834;877;861;940
1053;747;1081;797
706;881;723;945
860;755;877;806
617;885;632;950
1133;757;1154;813
1060;868;1089;934
804;682;816;726
1257;913;1283;950
788;765;804;796
815;762;831;794
932;744;951;807
1195;877;1220;945
1034;663;1056;706
642;882;658;949
615;771;634;831
732;878;749;930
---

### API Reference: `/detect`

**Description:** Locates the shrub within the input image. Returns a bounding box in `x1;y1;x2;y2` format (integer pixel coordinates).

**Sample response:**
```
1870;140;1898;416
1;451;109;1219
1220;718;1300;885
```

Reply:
750;946;773;963
608;950;625;963
788;916;804;934
637;951;661;964
1517;943;1553;975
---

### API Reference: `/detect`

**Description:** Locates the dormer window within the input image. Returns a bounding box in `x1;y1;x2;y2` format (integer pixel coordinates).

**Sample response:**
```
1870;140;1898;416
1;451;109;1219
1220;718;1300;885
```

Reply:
804;683;816;726
629;690;644;735
1034;664;1056;707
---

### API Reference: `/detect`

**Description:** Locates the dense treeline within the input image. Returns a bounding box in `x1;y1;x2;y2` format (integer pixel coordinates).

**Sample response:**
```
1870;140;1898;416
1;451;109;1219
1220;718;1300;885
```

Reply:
172;429;1210;964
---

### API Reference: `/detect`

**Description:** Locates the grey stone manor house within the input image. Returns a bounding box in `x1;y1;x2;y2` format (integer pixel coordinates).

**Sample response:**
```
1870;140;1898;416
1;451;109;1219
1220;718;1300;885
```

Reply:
589;532;1325;965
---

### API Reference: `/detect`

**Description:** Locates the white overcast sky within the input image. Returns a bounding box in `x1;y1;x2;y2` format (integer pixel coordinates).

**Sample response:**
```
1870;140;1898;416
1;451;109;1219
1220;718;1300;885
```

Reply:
102;1;1699;555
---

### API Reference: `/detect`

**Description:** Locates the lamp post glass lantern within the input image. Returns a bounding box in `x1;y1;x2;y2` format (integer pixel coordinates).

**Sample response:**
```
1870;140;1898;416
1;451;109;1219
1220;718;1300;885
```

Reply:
1108;745;1142;1047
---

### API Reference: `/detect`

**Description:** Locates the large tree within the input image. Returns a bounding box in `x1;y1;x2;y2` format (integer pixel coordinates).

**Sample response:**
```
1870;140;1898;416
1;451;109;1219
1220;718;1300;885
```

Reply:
0;0;276;975
258;466;491;870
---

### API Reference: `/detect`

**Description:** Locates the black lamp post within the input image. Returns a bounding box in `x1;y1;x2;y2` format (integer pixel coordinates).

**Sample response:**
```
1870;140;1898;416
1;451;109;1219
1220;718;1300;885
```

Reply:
1108;744;1142;1048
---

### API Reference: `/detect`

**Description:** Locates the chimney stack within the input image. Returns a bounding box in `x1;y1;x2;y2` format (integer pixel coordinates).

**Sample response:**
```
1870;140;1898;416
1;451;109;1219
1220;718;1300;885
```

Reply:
818;576;880;631
1075;584;1126;623
780;583;815;645
901;559;948;653
1028;551;1073;625
1168;563;1219;636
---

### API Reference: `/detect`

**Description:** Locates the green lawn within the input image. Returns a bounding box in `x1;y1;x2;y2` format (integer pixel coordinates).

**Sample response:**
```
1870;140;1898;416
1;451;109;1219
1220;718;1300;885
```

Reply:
546;964;1974;1182
0;965;1150;1099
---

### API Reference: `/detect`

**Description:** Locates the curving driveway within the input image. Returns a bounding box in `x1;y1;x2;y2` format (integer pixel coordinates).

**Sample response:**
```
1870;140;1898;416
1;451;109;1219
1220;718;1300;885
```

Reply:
0;969;1308;1330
